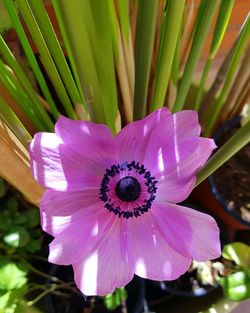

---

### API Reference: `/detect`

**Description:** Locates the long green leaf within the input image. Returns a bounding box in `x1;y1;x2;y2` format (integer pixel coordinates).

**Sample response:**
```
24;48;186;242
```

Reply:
3;0;59;119
16;0;76;119
117;0;134;105
151;0;186;111
51;0;86;112
171;29;181;86
194;0;234;111
0;60;44;130
117;0;130;40
196;120;250;186
0;96;31;147
173;0;220;112
106;1;132;125
28;0;87;113
0;34;53;131
57;0;107;125
205;13;250;136
89;0;118;131
134;0;158;120
210;0;234;59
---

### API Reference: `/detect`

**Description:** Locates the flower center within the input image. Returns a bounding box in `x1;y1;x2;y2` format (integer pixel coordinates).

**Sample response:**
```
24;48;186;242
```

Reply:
99;161;158;219
116;176;141;202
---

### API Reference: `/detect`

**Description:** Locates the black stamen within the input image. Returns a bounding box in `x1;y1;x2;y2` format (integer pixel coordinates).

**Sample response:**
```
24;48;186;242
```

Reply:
116;176;141;202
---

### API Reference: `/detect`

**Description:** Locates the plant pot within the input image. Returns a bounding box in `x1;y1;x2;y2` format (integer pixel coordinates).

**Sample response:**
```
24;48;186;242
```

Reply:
157;274;219;299
44;265;145;313
191;116;250;232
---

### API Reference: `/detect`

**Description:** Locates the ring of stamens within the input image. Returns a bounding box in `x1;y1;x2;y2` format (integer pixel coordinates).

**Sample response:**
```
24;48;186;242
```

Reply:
99;161;158;219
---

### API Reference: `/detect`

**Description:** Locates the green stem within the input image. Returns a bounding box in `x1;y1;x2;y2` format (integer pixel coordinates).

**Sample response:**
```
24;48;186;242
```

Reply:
0;34;54;131
3;0;59;119
11;255;65;284
151;0;186;111
51;0;86;107
16;0;76;119
173;0;220;112
28;0;87;113
26;286;56;306
196;120;250;186
194;57;213;111
26;263;64;284
205;13;250;136
24;284;47;296
26;255;49;262
0;59;45;131
133;0;158;120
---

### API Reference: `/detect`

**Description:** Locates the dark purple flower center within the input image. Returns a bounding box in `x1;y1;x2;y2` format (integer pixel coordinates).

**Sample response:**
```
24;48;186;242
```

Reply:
116;176;141;202
99;161;158;219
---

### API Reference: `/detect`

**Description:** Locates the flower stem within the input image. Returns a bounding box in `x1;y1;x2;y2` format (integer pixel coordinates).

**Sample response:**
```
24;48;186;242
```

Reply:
26;263;65;284
26;286;57;306
196;120;250;186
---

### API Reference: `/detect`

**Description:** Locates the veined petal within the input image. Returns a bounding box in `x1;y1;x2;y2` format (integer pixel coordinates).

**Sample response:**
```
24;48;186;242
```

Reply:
48;206;115;265
29;132;107;191
152;202;221;261
29;132;66;190
55;116;116;160
143;111;201;172
156;137;216;203
140;110;216;203
126;213;192;281
73;221;134;296
116;108;171;163
40;189;100;236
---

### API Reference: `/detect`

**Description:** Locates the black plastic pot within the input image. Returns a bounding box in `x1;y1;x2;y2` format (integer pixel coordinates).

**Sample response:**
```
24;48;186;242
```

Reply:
208;116;250;230
44;265;145;313
157;276;219;298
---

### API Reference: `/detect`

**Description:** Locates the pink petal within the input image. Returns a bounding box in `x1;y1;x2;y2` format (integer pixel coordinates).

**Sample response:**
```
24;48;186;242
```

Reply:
126;214;192;281
116;108;171;163
40;189;100;236
152;202;221;261
73;221;134;296
156;137;216;203
29;132;107;191
48;204;115;265
143;110;201;171
55;116;116;159
29;132;66;190
140;110;216;203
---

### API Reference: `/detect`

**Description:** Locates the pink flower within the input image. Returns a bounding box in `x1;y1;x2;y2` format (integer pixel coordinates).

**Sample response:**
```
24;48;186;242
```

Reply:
29;108;221;296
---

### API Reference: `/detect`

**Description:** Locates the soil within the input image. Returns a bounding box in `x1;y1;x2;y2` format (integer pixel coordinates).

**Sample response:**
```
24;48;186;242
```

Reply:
212;120;250;223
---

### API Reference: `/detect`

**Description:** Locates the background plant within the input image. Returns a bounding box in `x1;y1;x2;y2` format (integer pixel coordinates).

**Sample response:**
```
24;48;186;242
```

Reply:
219;242;250;301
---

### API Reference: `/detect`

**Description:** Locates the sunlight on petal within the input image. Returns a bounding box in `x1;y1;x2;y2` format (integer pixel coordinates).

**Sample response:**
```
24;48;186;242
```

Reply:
91;222;99;237
135;258;147;277
49;242;63;261
158;147;165;172
173;114;181;166
143;124;149;136
152;233;157;246
82;252;98;294
81;125;90;135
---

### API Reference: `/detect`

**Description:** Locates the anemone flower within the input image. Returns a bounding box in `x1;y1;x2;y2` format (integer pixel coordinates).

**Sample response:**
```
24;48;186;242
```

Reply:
29;108;221;296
